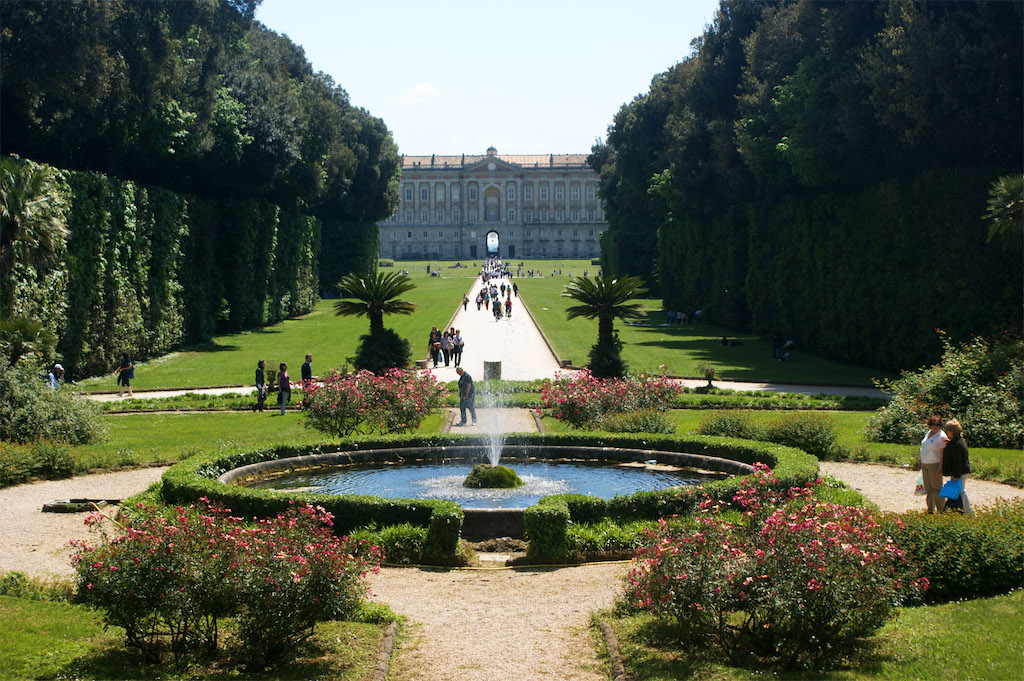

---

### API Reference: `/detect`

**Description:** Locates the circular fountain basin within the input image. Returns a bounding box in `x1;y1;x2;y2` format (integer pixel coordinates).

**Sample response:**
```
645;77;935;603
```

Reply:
219;445;753;539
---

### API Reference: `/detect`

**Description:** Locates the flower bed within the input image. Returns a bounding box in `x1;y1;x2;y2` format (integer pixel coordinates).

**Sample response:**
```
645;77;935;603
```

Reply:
539;369;681;429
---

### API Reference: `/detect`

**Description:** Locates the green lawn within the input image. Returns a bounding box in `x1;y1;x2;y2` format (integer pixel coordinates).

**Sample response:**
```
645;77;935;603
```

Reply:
605;589;1024;680
541;409;1024;486
73;409;446;471
0;595;385;680
520;284;887;385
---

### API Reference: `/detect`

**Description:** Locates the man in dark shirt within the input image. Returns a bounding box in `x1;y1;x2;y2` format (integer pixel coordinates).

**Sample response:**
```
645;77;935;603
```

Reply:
455;367;477;426
301;354;313;408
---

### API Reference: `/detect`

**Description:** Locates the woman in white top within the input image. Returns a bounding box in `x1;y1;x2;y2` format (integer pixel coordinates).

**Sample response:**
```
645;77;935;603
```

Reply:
918;414;949;513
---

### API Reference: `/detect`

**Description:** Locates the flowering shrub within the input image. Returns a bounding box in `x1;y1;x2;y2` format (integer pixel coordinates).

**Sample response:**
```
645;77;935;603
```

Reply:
540;368;681;428
625;465;926;670
72;500;381;665
303;368;447;437
866;331;1023;448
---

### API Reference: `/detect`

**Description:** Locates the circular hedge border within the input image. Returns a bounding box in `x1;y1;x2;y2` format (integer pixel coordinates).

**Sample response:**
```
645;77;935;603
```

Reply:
160;432;819;557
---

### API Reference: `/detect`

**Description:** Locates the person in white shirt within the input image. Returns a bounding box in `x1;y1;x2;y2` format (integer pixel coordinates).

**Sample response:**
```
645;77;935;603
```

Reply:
918;414;949;513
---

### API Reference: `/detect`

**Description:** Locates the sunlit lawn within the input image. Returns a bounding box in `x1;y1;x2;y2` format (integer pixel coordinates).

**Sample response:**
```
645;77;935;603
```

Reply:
0;595;385;681
520;282;887;386
607;589;1024;680
74;410;446;470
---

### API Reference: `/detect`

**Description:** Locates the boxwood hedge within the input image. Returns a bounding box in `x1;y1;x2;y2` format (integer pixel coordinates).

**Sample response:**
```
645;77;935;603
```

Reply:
160;432;818;563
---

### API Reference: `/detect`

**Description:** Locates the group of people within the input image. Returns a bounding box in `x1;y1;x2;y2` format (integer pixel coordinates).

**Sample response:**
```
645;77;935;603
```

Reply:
918;415;973;514
665;309;702;325
252;353;315;415
428;326;464;368
475;280;516;321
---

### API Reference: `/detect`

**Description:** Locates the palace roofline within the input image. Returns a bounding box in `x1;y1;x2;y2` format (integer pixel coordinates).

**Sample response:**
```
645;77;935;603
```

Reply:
401;153;590;170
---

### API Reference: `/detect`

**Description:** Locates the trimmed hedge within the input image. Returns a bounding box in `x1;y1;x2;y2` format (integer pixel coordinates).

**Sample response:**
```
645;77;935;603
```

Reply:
883;500;1024;604
161;432;818;563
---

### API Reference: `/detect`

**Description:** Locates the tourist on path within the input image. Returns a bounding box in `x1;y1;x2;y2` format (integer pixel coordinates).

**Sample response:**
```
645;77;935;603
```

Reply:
428;326;442;368
504;298;512;318
512;282;518;297
455;367;477;426
47;363;64;390
452;330;464;367
941;419;973;514
254;359;267;412
277;362;291;415
116;352;133;397
441;331;453;367
918;414;948;513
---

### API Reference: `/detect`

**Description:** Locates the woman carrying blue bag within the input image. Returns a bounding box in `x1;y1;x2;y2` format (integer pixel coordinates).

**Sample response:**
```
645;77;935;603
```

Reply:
940;419;973;515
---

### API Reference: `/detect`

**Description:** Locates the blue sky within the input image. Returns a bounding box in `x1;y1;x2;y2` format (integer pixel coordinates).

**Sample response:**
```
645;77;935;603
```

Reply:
255;0;720;156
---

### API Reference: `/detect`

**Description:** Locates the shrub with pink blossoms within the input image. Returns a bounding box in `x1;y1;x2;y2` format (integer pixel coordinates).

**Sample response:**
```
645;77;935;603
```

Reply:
303;368;447;438
72;501;381;665
625;465;926;670
539;368;681;429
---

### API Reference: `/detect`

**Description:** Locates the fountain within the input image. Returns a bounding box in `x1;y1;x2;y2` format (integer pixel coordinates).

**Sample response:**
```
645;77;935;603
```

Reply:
463;463;525;489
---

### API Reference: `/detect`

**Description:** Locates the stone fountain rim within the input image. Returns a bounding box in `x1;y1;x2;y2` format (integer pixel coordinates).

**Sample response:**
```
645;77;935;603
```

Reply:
217;444;756;500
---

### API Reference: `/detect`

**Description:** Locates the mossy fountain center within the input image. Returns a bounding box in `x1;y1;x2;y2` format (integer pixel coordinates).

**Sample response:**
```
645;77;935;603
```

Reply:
463;464;525;489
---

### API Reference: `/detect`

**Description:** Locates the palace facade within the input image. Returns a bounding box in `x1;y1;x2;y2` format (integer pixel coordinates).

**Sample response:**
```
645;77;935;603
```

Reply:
377;147;606;260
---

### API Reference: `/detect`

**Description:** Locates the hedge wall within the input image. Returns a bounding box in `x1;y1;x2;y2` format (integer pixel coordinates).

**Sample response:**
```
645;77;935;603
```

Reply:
4;156;321;378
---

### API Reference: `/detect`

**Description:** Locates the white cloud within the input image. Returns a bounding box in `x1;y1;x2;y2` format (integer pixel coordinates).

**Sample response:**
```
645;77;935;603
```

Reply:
398;82;440;107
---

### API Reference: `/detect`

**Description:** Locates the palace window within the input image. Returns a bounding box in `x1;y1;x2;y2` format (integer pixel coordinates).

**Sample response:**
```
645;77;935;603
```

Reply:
405;211;413;222
507;185;516;201
421;187;429;201
587;209;595;221
468;186;477;200
524;209;532;222
526;229;532;237
469;208;478;220
405;187;413;201
539;209;548;221
570;186;579;200
454;230;459;237
439;230;444;237
587;186;596;199
507;209;516;222
436;185;445;200
407;231;412;238
452;186;461;200
589;229;595;236
421;211;428;222
390;230;397;238
539;186;548;200
573;229;579;236
390;212;397;222
570;210;579;222
437;211;444;222
556;209;564;221
422;231;428;237
555;186;564;200
453;210;460;222
557;229;562;236
524;186;532;200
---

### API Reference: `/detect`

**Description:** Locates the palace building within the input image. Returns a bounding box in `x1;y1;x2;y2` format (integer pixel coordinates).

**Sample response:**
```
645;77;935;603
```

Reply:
377;146;606;260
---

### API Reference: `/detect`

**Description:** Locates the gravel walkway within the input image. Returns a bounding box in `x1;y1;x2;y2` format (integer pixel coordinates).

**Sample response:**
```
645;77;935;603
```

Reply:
820;461;1024;514
370;562;628;681
0;466;168;578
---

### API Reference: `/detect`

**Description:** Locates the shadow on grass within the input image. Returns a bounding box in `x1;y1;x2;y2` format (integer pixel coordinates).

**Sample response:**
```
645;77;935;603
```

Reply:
619;615;902;680
56;638;340;680
181;340;241;353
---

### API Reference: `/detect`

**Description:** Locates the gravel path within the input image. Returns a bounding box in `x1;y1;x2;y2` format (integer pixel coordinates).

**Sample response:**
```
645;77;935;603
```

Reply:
0;467;168;578
820;461;1024;513
370;562;628;681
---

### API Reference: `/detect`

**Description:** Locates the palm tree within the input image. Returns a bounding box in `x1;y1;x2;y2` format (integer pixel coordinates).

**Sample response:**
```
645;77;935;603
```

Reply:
984;174;1023;252
562;275;647;377
0;160;69;316
334;270;416;372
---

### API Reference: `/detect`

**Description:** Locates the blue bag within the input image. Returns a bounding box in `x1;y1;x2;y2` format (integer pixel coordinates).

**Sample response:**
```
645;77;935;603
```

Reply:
939;478;963;500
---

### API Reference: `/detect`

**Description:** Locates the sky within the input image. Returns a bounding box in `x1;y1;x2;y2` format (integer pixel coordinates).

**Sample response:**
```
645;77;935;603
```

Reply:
254;0;721;157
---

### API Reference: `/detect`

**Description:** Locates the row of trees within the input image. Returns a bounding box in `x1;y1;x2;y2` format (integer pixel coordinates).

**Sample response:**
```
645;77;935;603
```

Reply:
1;1;401;376
592;0;1022;371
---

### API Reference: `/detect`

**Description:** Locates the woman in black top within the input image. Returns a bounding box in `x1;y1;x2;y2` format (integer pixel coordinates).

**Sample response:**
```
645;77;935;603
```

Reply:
941;419;973;514
116;352;133;397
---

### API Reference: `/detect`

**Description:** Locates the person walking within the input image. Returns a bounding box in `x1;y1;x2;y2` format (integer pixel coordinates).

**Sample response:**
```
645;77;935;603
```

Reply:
455;367;477;426
441;331;453;367
116;352;134;397
512;282;518;297
917;414;949;514
452;329;464;367
504;297;512;318
277;362;291;415
428;326;442;368
941;419;973;514
463;294;470;311
301;353;313;408
254;359;267;411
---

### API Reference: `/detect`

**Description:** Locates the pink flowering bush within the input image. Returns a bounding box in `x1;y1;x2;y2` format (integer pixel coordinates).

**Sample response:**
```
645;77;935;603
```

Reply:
304;368;447;437
625;465;927;670
540;368;681;429
72;500;381;665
